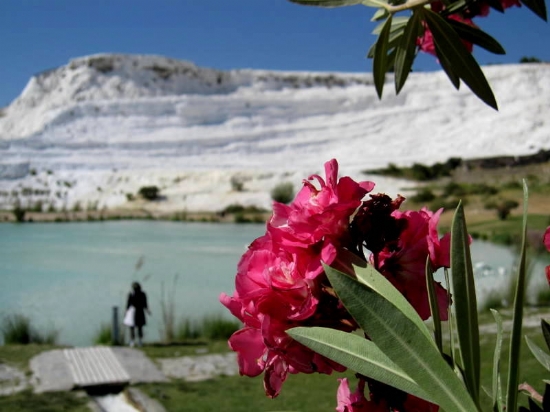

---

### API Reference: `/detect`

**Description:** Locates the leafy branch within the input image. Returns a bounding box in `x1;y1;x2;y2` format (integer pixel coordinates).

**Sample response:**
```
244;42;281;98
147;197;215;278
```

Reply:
289;0;547;109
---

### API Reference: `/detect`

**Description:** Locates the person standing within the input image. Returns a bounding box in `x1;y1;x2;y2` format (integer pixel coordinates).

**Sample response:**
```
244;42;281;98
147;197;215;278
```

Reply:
126;282;151;347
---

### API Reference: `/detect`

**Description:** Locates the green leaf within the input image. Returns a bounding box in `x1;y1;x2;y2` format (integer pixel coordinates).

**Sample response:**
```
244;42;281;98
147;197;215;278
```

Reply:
505;180;529;412
288;0;363;6
447;20;506;55
351;264;434;342
372;15;409;35
520;0;548;21
422;8;498;110
486;0;505;12
444;269;458;369
373;15;392;99
362;0;389;8
371;8;389;21
526;335;550;371
287;327;432;401
325;265;480;412
394;10;422;94
425;257;443;353
491;309;504;412
451;201;481;405
542;319;550;351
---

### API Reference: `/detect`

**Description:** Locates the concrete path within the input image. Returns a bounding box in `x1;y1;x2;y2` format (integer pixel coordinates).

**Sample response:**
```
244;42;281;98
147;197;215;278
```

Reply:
1;346;239;411
30;347;168;393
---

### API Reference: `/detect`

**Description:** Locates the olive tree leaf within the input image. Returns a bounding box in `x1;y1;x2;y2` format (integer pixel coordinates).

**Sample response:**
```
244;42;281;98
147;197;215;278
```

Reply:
520;0;548;21
422;8;498;109
447;19;505;55
394;10;422;94
373;15;393;99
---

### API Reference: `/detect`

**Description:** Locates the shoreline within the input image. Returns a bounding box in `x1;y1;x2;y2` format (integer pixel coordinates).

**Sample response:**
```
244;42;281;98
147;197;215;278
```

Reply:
0;208;271;224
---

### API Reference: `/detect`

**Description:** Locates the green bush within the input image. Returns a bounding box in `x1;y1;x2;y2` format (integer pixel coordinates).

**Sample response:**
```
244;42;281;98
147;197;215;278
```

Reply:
230;175;245;192
409;188;436;203
93;323;125;345
176;315;240;341
484;199;520;220
176;318;201;341
271;182;294;204
138;186;160;201
1;314;58;345
202;314;241;340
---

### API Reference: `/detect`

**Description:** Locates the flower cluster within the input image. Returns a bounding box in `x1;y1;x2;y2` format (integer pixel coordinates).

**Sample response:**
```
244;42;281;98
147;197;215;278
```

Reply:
417;0;521;57
220;159;451;408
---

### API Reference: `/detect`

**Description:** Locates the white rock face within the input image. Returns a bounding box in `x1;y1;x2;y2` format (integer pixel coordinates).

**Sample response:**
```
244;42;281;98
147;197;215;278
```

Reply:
0;54;548;212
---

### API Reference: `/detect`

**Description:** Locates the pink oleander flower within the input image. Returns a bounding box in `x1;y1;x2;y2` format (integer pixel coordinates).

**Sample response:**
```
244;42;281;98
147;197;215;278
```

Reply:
417;14;476;57
221;159;371;398
544;226;550;285
374;208;450;320
336;378;374;412
337;378;439;412
270;159;374;254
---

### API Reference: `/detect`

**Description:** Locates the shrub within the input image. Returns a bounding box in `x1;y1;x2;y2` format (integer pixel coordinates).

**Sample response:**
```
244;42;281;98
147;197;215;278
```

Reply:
201;314;241;341
12;206;26;222
176;318;201;341
230;175;245;192
484;199;520;220
271;182;294;204
138;186;160;201
93;323;125;345
1;314;58;345
409;188;436;203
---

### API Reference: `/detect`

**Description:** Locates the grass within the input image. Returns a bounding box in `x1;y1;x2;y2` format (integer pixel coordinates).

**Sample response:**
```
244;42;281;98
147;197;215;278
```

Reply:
1;314;58;345
1;309;549;411
175;314;240;342
0;389;90;412
139;370;356;412
136;308;550;412
0;344;61;371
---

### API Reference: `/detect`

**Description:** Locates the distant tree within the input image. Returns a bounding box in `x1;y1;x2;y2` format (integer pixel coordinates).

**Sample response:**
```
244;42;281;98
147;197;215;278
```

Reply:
271;182;294;204
138;186;160;201
519;56;542;63
484;199;520;220
12;205;26;222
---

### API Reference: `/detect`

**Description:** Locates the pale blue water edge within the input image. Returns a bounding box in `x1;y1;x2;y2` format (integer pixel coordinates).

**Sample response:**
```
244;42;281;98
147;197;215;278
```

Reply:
0;221;546;346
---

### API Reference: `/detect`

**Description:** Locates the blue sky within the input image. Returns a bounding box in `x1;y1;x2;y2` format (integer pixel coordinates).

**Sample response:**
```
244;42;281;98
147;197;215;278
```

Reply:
1;0;548;107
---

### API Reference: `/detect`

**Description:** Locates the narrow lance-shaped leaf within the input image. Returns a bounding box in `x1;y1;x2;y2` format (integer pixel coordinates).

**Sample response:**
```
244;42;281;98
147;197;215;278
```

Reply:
352;263;433;342
287;327;432;401
526;335;550;371
444;268;457;369
373;15;392;99
425;256;443;353
542;319;550;351
394;9;422;94
372;15;409;34
451;201;481;405
506;180;529;412
362;0;390;8
325;264;480;412
447;20;506;55
491;309;504;412
288;0;363;6
520;0;548;21
422;8;498;110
